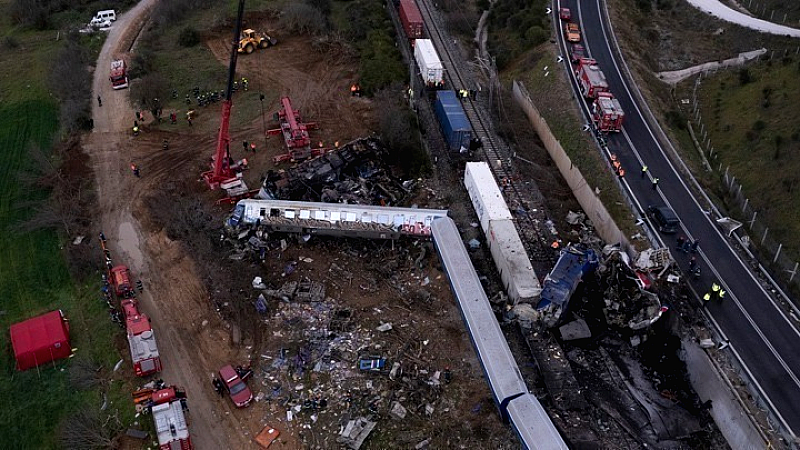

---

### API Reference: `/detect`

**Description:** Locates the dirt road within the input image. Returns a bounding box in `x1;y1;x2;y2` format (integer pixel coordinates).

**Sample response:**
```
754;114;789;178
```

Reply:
86;2;256;448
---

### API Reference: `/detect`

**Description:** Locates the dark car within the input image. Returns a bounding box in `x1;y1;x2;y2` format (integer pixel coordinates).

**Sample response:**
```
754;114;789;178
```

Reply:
570;43;586;63
647;205;680;234
219;364;253;408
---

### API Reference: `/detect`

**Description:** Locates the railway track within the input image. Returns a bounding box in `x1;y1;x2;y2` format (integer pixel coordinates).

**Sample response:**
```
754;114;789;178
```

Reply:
412;0;557;270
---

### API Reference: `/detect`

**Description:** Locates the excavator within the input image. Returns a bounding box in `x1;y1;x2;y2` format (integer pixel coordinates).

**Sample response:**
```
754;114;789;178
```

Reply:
238;28;277;54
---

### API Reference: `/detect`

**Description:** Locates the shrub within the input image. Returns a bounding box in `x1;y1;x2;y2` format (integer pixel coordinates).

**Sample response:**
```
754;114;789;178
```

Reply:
664;109;686;130
2;35;20;49
178;26;200;47
375;85;430;177
48;33;92;133
738;68;752;85
752;120;766;131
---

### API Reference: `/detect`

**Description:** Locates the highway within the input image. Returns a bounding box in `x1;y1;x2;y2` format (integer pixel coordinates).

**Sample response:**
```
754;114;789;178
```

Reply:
555;0;800;437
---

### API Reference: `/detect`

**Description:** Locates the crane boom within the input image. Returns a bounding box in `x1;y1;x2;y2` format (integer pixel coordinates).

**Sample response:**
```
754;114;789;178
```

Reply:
202;0;246;189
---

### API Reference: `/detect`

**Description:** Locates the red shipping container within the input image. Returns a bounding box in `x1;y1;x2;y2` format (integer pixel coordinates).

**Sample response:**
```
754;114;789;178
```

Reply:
399;0;424;40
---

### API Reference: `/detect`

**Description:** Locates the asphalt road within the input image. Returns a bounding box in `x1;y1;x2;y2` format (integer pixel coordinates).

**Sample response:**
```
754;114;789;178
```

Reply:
555;0;800;437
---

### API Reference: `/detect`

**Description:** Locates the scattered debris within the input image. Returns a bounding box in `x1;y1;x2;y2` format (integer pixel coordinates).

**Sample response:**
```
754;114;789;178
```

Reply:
337;417;376;450
558;317;592;340
255;425;281;448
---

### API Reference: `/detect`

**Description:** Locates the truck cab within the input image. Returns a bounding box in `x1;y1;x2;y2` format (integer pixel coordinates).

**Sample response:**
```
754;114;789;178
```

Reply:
110;265;134;298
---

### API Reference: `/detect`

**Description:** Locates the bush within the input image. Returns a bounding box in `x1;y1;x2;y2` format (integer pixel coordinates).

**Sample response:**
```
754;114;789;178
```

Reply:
738;68;752;85
48;33;92;133
375;85;430;177
9;0;49;29
2;35;20;49
665;109;686;131
280;2;327;36
178;26;200;47
129;48;156;79
752;120;766;131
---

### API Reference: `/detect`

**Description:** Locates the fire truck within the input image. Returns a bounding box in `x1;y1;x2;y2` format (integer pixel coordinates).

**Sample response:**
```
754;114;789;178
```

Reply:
150;387;192;450
110;59;128;89
591;92;625;132
122;297;162;376
110;265;134;298
576;58;609;99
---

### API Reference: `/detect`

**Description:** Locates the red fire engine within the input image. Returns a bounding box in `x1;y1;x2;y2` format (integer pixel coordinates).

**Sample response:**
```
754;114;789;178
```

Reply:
151;387;192;450
576;58;609;99
122;297;162;376
110;59;128;90
592;92;625;132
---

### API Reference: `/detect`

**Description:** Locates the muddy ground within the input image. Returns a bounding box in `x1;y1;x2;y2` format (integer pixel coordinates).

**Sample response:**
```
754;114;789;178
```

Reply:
85;3;516;448
77;0;742;448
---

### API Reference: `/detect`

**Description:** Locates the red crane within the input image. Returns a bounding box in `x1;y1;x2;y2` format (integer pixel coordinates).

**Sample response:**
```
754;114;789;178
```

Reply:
269;96;324;163
202;0;246;189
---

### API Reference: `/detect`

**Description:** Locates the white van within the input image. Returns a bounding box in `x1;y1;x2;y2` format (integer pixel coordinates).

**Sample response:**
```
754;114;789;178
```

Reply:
90;10;116;27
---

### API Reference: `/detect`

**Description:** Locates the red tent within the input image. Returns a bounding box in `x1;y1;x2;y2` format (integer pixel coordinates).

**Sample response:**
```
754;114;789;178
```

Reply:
10;310;71;371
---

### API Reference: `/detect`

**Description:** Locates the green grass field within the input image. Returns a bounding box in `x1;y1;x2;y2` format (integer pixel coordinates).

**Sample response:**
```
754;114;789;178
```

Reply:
0;9;136;449
698;58;800;259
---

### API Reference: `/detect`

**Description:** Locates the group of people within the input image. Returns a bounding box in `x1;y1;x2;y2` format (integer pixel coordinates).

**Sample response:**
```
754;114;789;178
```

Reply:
457;88;477;101
702;282;727;305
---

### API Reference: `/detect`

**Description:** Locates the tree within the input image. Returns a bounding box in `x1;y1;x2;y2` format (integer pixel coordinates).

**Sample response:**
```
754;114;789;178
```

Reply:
131;73;168;120
59;407;122;450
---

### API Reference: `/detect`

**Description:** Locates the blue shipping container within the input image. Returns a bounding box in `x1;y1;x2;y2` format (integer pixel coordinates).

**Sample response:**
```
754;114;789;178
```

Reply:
434;90;472;151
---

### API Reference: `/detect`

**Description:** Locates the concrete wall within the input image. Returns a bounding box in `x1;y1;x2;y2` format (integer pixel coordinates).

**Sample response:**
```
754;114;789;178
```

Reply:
511;80;632;255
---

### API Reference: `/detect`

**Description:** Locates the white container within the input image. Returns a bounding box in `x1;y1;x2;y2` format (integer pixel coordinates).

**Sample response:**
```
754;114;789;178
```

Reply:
464;162;511;233
487;219;541;303
413;39;444;86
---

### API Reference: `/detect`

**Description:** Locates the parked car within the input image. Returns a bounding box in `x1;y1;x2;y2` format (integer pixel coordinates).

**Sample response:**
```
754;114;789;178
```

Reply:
647;205;680;234
219;364;253;408
559;8;571;21
570;43;586;63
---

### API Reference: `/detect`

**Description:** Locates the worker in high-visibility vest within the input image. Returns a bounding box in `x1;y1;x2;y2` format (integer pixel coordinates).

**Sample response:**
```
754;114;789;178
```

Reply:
702;292;711;307
718;290;727;301
711;282;721;300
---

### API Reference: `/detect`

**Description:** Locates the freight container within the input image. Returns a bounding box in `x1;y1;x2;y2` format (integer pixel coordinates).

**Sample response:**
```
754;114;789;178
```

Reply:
487;219;542;303
464;162;511;232
435;90;471;151
399;0;424;40
413;39;444;87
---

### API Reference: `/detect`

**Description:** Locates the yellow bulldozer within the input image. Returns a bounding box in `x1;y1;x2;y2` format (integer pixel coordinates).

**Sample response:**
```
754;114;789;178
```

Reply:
238;29;277;54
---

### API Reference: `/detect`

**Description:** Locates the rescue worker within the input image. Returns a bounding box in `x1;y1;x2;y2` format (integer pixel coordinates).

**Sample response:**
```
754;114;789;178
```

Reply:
641;165;648;178
691;239;700;253
250;143;257;153
162;139;169;150
242;77;249;91
702;292;711;307
132;125;139;136
131;164;140;178
170;112;177;124
711;282;721;298
652;177;659;190
212;378;225;397
689;257;697;272
718;289;727;301
677;235;685;249
243;140;249;152
617;168;625;179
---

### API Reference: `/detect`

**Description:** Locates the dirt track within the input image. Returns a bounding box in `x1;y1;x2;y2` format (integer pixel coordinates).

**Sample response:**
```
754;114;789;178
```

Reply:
87;2;258;448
